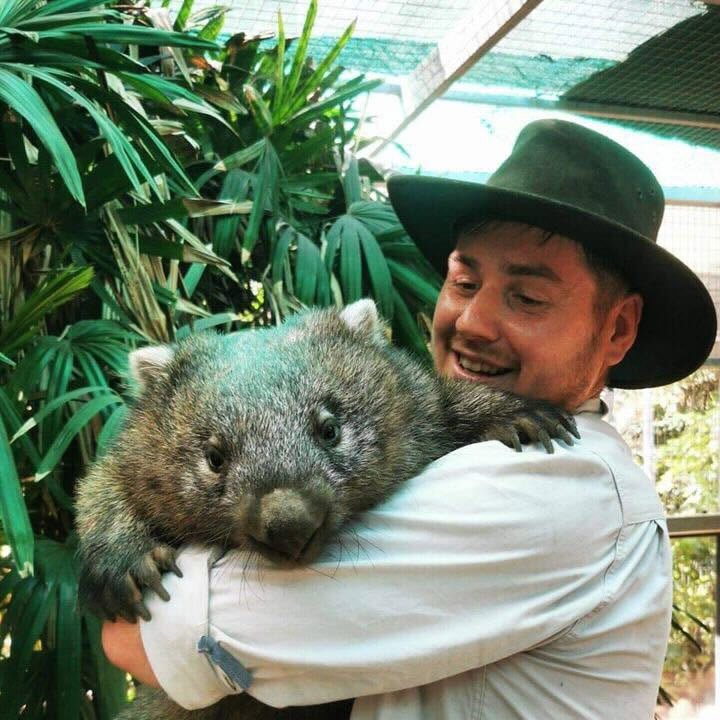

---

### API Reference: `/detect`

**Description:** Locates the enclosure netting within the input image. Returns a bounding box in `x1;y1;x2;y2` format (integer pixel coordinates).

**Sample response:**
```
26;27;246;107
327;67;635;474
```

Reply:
659;205;720;361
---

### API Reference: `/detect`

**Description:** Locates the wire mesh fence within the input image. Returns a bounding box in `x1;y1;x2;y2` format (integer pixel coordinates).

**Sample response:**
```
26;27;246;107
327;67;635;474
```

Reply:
660;204;720;360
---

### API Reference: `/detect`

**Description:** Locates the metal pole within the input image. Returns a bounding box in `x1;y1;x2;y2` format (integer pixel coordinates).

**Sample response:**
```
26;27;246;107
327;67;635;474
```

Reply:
716;535;719;708
716;372;720;707
643;388;655;481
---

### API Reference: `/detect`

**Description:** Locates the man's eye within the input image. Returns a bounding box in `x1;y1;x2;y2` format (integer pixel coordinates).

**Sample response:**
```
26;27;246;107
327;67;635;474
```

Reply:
514;293;544;306
453;280;478;292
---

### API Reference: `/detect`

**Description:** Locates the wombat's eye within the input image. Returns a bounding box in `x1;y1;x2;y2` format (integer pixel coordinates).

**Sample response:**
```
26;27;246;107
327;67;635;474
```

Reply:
316;412;341;448
204;445;226;473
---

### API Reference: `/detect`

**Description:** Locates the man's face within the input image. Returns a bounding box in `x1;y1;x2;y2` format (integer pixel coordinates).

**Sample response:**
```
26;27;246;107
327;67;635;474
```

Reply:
432;222;616;410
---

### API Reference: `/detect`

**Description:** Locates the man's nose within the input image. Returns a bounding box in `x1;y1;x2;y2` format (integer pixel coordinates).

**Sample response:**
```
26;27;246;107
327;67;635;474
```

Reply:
455;289;501;343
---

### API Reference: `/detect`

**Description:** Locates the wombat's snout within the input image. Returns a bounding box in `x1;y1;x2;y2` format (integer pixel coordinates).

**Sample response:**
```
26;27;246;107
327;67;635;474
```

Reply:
248;488;328;562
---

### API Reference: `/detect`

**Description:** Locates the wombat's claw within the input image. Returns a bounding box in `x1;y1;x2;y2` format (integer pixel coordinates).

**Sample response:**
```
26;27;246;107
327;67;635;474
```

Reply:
494;405;579;454
555;424;576;446
537;429;553;454
85;543;181;622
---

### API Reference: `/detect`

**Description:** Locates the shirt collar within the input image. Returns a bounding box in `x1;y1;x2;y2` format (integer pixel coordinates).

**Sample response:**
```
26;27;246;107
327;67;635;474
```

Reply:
573;397;607;416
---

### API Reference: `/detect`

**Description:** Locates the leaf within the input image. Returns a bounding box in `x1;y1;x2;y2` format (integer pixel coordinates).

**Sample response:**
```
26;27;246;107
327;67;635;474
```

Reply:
213;169;252;257
164;218;236;277
41;23;219;51
198;8;226;41
173;0;195;31
295;233;321;305
286;18;357;120
0;387;40;467
0;65;84;206
386;258;440;307
358;226;394;319
35;394;123;483
392;289;432;362
271;225;294;285
0;266;93;356
243;141;280;258
0;576;36;648
95;403;127;458
84;612;129;720
119;72;231;130
111;99;196;196
0;417;34;577
11;386;113;444
13;63;155;195
350;201;399;233
0;0;38;25
118;197;252;225
18;11;121;31
343;156;362;207
1;580;52;715
214;138;266;172
34;0;116;15
284;78;381;135
175;313;243;341
338;219;362;304
182;262;206;299
41;344;75;447
285;0;317;106
282;126;336;173
243;83;273;135
273;10;285;115
144;7;192;85
54;549;82;720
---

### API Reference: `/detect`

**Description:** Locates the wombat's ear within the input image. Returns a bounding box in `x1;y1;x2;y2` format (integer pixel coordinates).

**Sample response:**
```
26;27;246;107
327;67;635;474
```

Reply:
128;345;175;392
340;299;386;344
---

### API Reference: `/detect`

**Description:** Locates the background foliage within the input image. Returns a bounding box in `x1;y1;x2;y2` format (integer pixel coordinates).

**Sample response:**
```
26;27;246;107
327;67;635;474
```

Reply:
614;370;719;706
0;0;440;716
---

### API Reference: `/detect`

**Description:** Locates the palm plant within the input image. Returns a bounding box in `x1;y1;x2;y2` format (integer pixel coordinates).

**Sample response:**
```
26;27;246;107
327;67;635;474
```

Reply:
143;0;443;355
0;1;442;716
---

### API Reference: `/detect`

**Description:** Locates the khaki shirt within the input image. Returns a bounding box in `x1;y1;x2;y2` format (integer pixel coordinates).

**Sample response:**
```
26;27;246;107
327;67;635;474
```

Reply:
141;403;671;719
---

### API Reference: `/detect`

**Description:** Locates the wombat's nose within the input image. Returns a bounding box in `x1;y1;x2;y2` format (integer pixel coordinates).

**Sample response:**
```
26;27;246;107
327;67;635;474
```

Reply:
250;488;327;561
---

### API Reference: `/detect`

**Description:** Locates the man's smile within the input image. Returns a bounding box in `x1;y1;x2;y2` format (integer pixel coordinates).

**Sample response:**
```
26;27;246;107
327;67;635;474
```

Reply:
451;350;516;382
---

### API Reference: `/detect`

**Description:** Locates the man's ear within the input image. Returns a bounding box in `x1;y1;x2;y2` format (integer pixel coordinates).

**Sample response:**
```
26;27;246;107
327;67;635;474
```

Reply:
339;299;387;344
128;345;175;392
606;293;643;367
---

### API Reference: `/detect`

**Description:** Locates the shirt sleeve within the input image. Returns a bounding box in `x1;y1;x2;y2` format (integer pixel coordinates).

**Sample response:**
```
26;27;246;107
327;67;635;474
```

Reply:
140;439;622;710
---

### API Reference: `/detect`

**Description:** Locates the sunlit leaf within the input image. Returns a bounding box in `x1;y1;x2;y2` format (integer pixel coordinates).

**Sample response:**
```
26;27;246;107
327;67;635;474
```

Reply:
0;417;34;577
0;65;84;205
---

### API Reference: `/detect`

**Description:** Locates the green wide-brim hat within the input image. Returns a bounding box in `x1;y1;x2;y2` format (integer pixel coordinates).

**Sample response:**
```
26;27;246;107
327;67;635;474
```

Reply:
387;119;717;389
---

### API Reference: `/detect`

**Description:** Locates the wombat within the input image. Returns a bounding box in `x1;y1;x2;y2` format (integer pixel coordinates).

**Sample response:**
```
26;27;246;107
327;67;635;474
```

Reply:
75;299;577;720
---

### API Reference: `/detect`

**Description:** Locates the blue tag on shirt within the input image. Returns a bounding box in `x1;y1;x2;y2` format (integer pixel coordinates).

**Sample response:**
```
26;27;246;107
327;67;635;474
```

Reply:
197;635;253;690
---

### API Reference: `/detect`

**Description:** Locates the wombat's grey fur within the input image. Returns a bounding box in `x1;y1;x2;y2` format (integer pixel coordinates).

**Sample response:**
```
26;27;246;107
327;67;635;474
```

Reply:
75;300;577;720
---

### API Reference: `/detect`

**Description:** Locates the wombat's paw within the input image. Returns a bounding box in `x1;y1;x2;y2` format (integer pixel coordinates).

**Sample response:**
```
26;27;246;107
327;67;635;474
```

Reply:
80;545;182;623
484;404;580;454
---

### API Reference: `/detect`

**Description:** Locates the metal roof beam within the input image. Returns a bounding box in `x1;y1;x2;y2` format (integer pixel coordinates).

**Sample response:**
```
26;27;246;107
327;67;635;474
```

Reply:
428;90;720;131
369;0;544;156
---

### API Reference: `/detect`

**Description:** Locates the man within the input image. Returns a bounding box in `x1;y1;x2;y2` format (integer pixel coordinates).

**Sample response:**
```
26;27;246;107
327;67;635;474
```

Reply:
102;119;716;718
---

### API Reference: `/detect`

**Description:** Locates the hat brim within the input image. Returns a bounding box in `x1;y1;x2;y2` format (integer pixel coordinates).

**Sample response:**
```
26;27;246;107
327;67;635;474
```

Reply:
388;174;717;389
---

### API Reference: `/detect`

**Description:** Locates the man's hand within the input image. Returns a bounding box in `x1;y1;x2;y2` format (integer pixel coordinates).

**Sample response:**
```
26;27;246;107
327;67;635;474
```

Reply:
101;619;161;688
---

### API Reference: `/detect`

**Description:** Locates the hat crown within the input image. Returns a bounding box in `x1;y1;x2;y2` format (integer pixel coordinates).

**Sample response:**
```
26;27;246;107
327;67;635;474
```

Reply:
488;119;665;241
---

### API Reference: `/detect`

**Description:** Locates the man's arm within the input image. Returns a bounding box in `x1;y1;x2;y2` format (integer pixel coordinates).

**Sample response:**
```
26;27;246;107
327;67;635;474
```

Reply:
104;437;619;710
102;619;159;687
